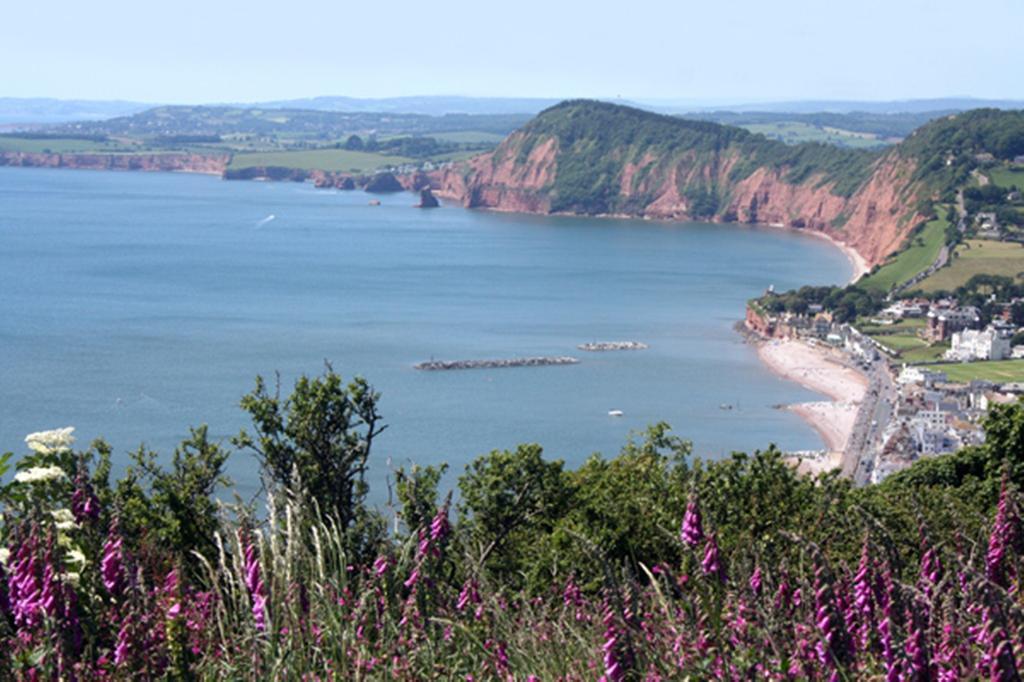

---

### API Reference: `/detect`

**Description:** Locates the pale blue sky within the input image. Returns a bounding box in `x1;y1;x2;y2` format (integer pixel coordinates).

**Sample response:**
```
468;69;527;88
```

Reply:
3;0;1022;104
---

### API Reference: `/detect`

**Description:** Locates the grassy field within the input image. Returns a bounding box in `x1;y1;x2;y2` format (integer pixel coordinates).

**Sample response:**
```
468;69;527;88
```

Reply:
873;333;928;351
429;131;507;144
228;149;414;173
742;122;886;149
925;359;1024;383
0;137;132;153
917;239;1024;292
858;216;949;292
987;165;1024;189
901;342;950;364
856;317;926;335
866;326;949;362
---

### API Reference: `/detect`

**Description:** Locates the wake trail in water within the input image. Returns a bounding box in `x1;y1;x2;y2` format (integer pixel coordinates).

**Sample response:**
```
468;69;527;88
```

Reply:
255;214;276;228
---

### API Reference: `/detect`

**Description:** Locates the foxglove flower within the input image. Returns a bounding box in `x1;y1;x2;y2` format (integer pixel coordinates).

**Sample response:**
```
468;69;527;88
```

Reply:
680;497;704;548
852;539;875;650
70;467;100;524
101;533;125;596
749;565;762;596
243;539;267;632
601;602;626;682
701;534;725;583
814;562;853;674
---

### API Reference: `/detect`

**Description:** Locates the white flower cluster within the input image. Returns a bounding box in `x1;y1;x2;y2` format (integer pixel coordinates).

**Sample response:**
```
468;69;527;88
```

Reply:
14;466;67;484
51;508;79;531
24;426;75;455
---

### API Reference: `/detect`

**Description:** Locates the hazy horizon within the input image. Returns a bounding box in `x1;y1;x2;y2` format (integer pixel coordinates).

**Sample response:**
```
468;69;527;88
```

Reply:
3;0;1022;104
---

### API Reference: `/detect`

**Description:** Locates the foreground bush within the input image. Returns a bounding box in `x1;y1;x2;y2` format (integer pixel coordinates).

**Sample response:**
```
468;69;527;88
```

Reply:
2;369;1024;679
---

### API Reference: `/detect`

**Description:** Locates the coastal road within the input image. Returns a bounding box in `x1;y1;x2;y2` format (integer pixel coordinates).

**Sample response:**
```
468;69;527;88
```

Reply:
841;352;898;484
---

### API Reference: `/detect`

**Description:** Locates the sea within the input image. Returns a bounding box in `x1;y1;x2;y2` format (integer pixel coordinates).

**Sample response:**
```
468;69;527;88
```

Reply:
0;166;852;500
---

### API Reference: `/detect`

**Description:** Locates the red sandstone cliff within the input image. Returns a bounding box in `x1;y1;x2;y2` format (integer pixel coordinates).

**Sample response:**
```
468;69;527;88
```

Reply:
0;151;230;175
430;104;931;270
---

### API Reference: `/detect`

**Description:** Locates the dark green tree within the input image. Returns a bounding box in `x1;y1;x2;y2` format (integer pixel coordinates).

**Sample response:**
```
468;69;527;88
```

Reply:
457;444;572;582
235;367;385;533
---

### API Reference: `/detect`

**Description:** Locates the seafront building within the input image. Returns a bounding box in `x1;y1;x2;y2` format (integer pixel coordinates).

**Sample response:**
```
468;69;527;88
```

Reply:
946;326;1012;361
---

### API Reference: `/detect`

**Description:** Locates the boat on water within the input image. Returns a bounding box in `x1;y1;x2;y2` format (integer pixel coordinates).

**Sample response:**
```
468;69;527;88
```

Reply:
608;409;624;417
720;403;733;410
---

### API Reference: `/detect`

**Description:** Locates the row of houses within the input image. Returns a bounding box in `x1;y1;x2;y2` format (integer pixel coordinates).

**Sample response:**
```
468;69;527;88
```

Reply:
871;368;1013;482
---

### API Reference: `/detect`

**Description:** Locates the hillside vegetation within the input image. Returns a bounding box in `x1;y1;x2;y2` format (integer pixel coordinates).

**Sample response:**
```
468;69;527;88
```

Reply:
518;100;881;215
5;367;1024;677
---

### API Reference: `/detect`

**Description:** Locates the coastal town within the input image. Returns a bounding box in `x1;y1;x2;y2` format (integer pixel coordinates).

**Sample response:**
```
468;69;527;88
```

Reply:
747;289;1024;483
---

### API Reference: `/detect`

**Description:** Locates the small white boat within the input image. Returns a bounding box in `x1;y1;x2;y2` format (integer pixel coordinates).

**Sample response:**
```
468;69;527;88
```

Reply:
608;409;624;417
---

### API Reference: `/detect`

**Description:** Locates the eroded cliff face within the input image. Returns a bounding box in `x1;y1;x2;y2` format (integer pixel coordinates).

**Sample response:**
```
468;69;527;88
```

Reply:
432;134;924;269
433;133;556;214
0;151;230;174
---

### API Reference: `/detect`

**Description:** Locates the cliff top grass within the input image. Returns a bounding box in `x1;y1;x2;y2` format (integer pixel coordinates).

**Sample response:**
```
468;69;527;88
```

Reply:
0;136;133;154
917;239;1024;293
857;215;949;292
228;148;414;173
988;165;1024;189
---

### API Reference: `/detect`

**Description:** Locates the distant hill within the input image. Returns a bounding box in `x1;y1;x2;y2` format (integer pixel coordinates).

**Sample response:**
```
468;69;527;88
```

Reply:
0;98;152;126
54;106;533;138
433;101;1024;269
674;97;1024;115
251;95;566;116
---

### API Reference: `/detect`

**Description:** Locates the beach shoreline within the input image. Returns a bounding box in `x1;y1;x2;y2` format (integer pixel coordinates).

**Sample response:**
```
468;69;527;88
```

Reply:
756;338;869;465
763;223;870;284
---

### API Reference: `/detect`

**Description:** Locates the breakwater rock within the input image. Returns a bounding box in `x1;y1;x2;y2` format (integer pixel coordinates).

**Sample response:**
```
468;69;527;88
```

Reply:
577;341;648;351
414;356;580;371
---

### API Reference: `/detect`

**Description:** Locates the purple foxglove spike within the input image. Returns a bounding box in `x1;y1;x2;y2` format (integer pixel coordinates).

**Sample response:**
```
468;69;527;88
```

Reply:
750;566;762;595
680;497;704;548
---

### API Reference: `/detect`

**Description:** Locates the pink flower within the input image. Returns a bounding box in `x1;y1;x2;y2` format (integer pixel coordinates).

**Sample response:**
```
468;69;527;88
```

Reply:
243;538;267;632
701;534;725;583
680;497;704;548
101;532;125;596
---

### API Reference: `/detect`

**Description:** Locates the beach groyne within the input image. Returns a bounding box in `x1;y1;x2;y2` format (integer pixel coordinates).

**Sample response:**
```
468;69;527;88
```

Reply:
577;341;647;351
414;356;580;371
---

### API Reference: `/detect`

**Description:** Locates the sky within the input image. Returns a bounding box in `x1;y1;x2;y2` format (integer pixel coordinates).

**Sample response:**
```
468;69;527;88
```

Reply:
2;0;1022;104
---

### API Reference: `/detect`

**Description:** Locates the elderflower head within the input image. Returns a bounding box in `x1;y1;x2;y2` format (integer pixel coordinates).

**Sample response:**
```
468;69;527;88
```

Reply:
51;508;79;531
0;548;8;565
24;426;75;455
14;466;67;484
66;548;87;567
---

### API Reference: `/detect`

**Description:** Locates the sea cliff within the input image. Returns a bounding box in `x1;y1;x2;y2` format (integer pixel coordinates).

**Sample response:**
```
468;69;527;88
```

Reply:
430;100;932;269
0;151;230;174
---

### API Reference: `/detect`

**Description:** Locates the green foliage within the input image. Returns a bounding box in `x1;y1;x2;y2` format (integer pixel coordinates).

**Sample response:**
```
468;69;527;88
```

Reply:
758;284;886;322
394;462;448;533
523;100;880;215
9;372;1024;677
899;108;1024;192
235;368;385;534
857;215;948;293
457;443;572;585
112;426;230;575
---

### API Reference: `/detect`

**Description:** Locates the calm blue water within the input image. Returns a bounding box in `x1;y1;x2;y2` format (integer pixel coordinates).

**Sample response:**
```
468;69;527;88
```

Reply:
0;167;851;499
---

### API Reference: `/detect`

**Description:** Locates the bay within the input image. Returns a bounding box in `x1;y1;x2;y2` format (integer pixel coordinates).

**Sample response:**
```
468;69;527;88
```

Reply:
0;167;851;499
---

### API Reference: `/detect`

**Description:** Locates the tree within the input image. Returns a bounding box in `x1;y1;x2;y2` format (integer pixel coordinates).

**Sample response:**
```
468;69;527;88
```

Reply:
114;426;230;576
344;135;364;151
235;367;385;533
395;462;448;534
457;444;571;582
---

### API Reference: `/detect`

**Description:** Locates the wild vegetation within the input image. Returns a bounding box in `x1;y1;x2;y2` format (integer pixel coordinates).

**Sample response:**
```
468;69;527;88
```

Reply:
6;367;1024;678
519;101;882;215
